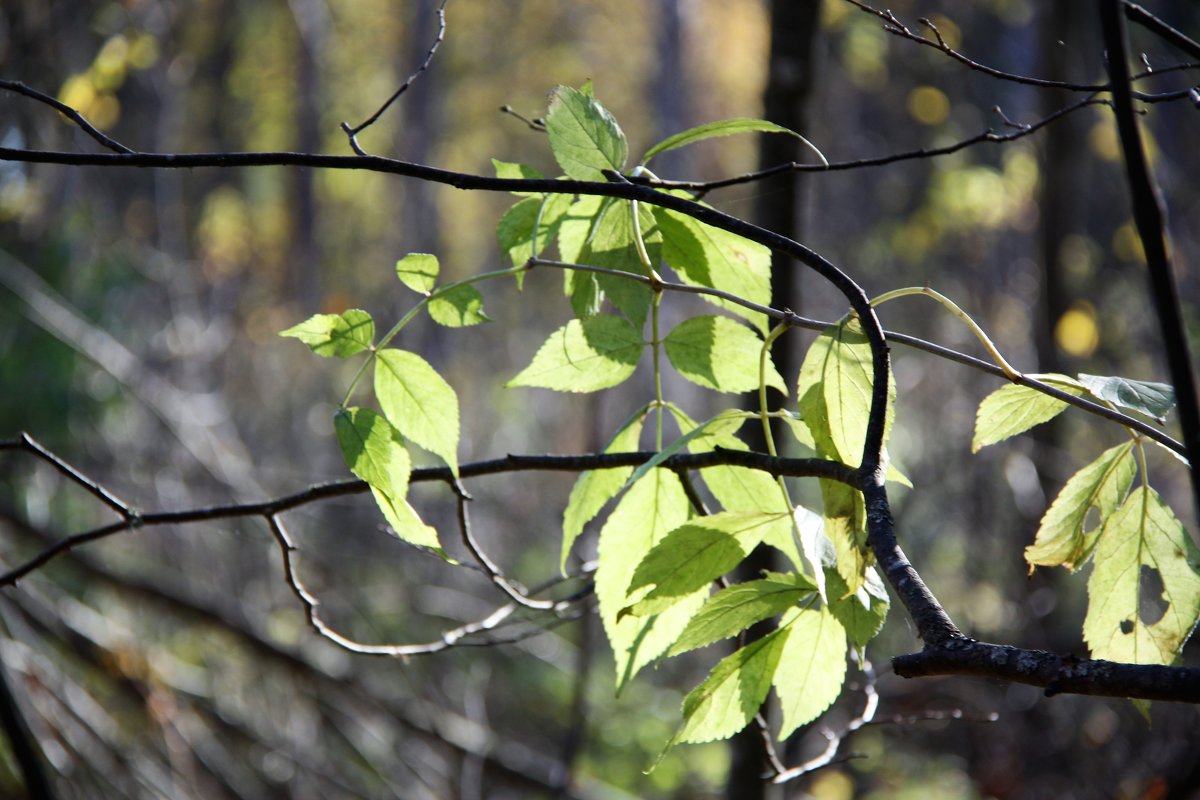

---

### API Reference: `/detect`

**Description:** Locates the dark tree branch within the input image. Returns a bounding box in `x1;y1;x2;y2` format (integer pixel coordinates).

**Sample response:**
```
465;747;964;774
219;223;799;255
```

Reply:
1101;0;1200;522
1123;2;1200;61
894;638;1200;702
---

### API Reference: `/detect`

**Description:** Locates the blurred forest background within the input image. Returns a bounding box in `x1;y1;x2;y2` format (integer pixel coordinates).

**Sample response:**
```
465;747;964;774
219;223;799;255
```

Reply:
2;0;1199;797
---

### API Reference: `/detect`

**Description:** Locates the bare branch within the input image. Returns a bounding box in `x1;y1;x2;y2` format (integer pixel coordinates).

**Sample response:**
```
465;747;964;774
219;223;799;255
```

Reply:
1123;2;1200;61
0;79;135;154
894;639;1200;702
340;0;449;148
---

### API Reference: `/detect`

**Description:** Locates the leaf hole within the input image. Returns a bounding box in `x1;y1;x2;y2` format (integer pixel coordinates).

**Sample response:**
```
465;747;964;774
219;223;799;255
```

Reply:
1138;565;1168;626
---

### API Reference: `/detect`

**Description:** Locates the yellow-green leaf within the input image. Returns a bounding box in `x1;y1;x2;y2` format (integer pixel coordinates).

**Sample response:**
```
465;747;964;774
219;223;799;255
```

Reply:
545;85;627;181
395;253;439;294
1026;442;1136;572
374;349;460;476
561;407;648;571
668;573;815;657
428;284;490;328
594;469;703;692
775;605;846;738
665;315;785;394
507;315;644;393
972;374;1085;452
280;309;374;358
1084;486;1200;665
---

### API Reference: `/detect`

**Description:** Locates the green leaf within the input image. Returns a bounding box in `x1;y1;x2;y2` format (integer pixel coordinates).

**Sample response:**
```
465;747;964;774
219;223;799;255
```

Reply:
821;477;870;596
545;85;627;181
335;408;441;551
1084;486;1200;665
665;316;786;394
280;310;375;358
655;204;772;333
496;193;573;269
595;469;703;691
561;407;649;571
624;408;748;491
624;512;792;617
972;374;1085;452
374;349;460;476
507;315;644;393
642;117;823;165
672;627;789;745
668;573;815;657
824;567;889;650
775;605;847;738
819;318;880;465
1026;442;1136;572
491;158;544;196
577;199;658;327
1078;373;1175;421
428;284;490;327
395;253;439;294
556;195;606;263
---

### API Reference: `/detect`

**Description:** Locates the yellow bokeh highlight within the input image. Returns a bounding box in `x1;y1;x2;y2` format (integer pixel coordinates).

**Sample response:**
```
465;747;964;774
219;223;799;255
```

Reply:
1055;303;1100;358
1112;221;1146;263
811;770;855;800
926;14;962;50
908;85;950;126
128;33;160;70
1088;122;1120;162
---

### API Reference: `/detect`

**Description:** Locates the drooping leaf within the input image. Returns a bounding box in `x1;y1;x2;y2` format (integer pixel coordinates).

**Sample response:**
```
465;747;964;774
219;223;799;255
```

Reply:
785;504;833;602
334;408;440;551
672;627;789;746
561;407;649;571
775;605;847;738
1084;486;1200;665
428;284;490;327
491;158;545;196
655;204;772;333
642;118;823;166
623;512;792;617
1078;373;1175;421
280;309;375;358
821;476;870;596
496;193;573;269
577;199;658;326
972;374;1085;452
624;408;748;491
824;566;888;650
395;253;439;295
507;315;644;393
668;573;815;657
594;469;703;691
1026;442;1136;572
545;85;627;181
374;349;460;476
665;315;786;394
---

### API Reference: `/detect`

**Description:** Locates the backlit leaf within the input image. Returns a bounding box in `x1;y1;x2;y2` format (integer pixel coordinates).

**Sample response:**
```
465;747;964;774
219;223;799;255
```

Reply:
1084;486;1200;665
642;118;823;166
335;408;440;551
655;204;772;332
1026;442;1136;572
561;407;649;570
577;199;658;327
665;315;785;394
507;315;644;393
395;253;439;294
775;605;846;738
595;469;703;691
824;566;888;649
673;627;789;745
428;284;490;327
624;512;792;617
491;158;545;196
1078;373;1175;421
374;349;460;476
280;309;374;358
973;374;1085;452
496;193;573;269
545;85;627;181
668;573;815;657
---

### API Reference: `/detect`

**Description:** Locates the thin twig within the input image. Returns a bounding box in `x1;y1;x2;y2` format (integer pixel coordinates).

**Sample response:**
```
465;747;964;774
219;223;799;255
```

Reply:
1123;2;1200;61
340;0;449;148
1;433;133;517
0;79;135;154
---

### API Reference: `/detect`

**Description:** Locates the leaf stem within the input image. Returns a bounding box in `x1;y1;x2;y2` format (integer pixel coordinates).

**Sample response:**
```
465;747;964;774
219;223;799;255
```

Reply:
652;291;665;449
871;286;1021;381
340;264;527;406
